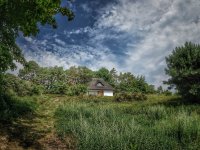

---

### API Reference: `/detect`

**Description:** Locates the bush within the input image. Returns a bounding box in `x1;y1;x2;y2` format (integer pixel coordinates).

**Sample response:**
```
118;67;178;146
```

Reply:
49;82;68;94
67;84;87;96
31;85;43;95
163;90;172;96
132;92;147;101
114;92;147;102
3;73;42;96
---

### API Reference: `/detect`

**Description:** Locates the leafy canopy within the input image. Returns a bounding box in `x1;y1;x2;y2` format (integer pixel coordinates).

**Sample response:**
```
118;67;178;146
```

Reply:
18;61;156;95
0;0;74;73
165;42;200;101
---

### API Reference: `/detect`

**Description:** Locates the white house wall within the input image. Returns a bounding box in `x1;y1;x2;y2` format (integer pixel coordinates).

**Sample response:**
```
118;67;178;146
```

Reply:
104;90;113;96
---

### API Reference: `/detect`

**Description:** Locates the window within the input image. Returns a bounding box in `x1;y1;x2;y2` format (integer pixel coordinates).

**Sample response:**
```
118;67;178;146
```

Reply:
96;82;104;87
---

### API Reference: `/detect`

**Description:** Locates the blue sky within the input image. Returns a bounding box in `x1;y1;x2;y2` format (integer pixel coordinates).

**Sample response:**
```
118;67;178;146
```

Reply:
17;0;200;87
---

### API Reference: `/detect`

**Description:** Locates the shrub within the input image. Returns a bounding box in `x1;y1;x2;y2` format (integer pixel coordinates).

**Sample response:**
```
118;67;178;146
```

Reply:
114;92;147;102
49;82;68;94
132;92;147;101
67;84;87;96
163;90;172;96
3;73;42;96
31;85;43;95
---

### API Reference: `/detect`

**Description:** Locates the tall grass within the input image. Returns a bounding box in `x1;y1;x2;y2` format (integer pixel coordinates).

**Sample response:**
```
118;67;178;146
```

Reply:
0;94;37;122
54;97;200;150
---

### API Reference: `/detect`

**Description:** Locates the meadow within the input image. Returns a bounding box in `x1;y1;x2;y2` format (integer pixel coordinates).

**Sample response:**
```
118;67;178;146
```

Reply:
1;94;200;149
54;95;200;150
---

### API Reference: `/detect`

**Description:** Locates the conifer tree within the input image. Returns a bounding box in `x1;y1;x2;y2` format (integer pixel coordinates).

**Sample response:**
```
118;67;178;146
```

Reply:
165;42;200;101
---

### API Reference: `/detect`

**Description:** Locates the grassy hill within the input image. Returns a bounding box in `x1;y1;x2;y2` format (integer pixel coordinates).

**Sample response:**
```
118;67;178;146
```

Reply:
0;95;200;149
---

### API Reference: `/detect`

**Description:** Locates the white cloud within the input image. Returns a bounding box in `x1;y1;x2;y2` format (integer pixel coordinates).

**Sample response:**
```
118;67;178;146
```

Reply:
19;38;120;72
93;0;200;86
65;26;93;36
96;0;174;33
81;3;92;13
18;0;200;87
55;39;66;46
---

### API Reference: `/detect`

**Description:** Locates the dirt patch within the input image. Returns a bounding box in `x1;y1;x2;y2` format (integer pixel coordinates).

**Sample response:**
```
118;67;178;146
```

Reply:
0;134;9;150
0;131;24;150
38;132;76;150
0;124;76;150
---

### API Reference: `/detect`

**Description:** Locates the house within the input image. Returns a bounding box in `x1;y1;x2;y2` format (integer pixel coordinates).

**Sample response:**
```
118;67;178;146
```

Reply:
87;78;114;96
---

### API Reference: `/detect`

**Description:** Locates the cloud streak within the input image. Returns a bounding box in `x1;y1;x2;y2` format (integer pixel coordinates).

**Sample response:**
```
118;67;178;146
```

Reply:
94;0;200;85
17;0;200;87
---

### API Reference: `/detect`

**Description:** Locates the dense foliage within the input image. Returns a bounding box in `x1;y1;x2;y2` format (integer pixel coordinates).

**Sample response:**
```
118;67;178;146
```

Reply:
165;42;200;101
0;0;74;111
2;73;42;96
16;61;157;96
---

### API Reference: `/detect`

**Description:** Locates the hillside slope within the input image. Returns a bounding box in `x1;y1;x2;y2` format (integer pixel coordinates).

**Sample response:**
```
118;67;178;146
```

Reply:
1;95;200;149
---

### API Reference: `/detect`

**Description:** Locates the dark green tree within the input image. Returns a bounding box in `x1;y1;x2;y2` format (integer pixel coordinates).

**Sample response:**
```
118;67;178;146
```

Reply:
165;42;200;101
117;72;136;92
135;76;149;93
95;67;112;83
109;68;118;87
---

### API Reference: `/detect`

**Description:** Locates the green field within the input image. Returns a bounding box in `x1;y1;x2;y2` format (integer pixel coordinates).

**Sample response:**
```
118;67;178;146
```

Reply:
1;95;200;149
54;95;200;150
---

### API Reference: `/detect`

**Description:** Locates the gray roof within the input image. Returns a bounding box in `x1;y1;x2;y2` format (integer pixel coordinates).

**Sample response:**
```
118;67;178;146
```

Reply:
88;78;113;90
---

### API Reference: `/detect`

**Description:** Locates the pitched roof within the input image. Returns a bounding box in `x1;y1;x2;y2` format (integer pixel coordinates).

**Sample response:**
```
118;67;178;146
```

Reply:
88;78;113;90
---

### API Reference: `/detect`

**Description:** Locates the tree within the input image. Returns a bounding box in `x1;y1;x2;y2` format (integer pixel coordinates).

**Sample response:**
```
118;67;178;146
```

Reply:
19;63;68;93
0;0;74;73
95;67;112;83
157;86;163;94
146;85;156;94
66;66;93;85
117;72;135;92
3;73;41;96
0;0;74;102
165;42;200;101
19;61;40;81
116;72;151;94
67;84;87;96
109;68;118;87
135;76;149;93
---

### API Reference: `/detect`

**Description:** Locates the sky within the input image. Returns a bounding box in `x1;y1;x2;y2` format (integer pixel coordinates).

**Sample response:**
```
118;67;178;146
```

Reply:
16;0;200;87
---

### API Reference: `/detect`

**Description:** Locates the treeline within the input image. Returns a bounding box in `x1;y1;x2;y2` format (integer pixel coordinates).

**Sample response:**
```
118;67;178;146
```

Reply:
3;61;170;96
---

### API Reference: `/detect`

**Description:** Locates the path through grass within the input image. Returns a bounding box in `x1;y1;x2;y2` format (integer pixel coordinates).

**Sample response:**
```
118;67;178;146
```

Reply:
0;94;75;150
1;94;200;149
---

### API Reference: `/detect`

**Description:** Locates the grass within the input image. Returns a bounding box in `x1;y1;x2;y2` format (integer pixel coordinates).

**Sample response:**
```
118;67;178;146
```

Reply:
0;94;37;122
0;94;73;149
54;95;200;150
1;94;200;149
